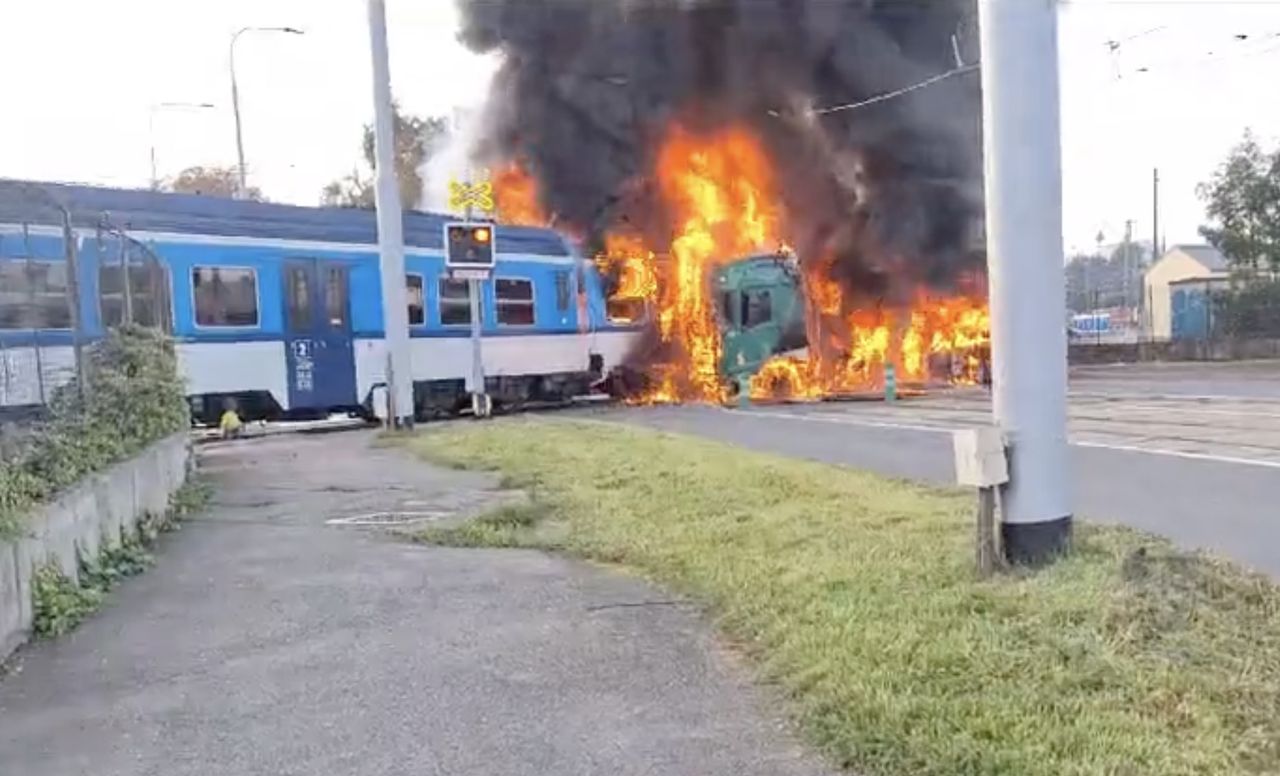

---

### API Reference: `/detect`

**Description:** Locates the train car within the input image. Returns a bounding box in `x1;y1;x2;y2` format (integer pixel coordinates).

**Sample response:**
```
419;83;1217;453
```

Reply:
0;180;643;423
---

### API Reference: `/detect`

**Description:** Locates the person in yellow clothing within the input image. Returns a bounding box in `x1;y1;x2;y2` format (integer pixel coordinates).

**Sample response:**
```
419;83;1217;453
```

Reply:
219;399;244;439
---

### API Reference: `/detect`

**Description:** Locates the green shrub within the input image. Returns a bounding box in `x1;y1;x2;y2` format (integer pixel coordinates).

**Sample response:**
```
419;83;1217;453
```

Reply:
0;326;188;539
31;563;103;638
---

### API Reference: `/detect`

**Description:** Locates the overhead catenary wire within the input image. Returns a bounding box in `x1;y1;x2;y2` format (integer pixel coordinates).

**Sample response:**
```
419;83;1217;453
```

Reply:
766;62;980;120
812;63;980;116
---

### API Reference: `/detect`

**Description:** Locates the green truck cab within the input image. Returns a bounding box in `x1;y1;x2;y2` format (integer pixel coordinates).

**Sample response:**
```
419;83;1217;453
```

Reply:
713;252;808;383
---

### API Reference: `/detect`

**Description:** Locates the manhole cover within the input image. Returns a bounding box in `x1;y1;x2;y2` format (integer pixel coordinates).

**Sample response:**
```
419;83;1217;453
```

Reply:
326;511;450;527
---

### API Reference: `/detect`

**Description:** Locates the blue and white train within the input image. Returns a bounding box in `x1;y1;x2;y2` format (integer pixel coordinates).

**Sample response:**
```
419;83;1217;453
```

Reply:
0;180;643;423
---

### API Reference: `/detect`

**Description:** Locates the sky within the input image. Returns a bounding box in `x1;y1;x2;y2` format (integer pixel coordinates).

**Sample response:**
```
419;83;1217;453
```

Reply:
1;0;1278;257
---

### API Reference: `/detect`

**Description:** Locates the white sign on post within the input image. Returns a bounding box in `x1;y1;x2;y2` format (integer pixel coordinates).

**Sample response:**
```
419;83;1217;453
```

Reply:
952;427;1009;488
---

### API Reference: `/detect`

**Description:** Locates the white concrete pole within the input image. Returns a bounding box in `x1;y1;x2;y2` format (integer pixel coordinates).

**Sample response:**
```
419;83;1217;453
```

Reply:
367;0;414;427
978;0;1072;563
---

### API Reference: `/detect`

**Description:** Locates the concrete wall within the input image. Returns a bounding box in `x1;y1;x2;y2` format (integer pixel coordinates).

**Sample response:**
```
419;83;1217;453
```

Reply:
0;433;190;660
1069;337;1280;365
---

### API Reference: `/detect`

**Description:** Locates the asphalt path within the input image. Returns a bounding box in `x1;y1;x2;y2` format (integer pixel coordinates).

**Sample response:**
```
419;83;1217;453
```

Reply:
0;432;832;776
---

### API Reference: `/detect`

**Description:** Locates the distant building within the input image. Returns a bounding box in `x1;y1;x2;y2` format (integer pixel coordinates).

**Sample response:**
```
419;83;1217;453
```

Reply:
1168;275;1232;341
1142;244;1229;340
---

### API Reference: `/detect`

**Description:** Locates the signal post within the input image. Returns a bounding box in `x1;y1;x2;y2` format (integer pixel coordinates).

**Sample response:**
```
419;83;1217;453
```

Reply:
446;179;497;418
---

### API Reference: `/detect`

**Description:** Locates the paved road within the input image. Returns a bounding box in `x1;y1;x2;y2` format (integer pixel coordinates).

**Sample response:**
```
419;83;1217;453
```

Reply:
0;432;830;776
596;361;1280;577
1071;359;1280;400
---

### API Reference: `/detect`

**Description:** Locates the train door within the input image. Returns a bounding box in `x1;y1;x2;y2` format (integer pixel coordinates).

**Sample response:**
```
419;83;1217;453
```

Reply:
282;260;357;412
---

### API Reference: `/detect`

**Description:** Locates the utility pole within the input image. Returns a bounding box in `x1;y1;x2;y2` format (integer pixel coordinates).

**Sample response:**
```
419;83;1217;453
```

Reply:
977;0;1072;564
1122;219;1133;311
61;210;86;401
229;26;303;199
1151;170;1160;266
118;236;133;325
367;0;414;428
1091;230;1103;313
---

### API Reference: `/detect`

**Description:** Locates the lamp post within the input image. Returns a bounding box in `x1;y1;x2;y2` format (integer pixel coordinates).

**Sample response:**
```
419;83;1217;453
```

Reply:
149;102;215;189
229;25;304;199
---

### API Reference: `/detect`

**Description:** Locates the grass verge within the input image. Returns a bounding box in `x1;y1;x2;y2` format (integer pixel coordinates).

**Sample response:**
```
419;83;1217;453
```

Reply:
405;417;1280;776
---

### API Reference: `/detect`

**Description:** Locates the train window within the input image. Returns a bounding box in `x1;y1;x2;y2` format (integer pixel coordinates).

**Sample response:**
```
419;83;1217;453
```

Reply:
742;289;773;328
606;298;646;324
100;261;172;331
554;270;571;312
406;274;425;326
496;278;535;326
719;291;736;326
0;261;71;330
439;278;474;325
285;266;312;331
324;266;348;329
192;266;259;327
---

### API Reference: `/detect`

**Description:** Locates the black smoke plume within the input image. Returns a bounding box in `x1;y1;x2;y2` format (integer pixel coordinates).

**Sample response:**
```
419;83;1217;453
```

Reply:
459;0;985;305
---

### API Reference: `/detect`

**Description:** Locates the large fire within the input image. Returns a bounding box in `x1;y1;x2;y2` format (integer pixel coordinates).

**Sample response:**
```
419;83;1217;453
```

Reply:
646;126;785;402
492;125;990;403
593;234;658;323
491;161;547;226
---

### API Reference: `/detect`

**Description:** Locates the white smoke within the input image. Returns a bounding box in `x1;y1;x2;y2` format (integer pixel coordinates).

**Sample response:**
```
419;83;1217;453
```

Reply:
420;106;486;215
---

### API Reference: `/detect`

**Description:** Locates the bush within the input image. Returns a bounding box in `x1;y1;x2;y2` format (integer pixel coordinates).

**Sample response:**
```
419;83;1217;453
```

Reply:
1214;280;1280;338
0;326;188;539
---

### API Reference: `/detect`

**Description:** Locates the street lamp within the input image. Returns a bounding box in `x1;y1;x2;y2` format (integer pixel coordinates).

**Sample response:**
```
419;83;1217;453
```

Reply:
149;102;216;189
229;25;304;199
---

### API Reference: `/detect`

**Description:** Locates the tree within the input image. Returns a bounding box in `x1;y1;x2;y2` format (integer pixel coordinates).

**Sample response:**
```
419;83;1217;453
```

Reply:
322;103;448;210
1198;131;1280;275
1063;243;1149;313
165;165;262;201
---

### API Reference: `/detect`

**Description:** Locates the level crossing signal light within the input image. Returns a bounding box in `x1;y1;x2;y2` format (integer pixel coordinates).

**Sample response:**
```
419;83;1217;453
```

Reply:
444;223;496;269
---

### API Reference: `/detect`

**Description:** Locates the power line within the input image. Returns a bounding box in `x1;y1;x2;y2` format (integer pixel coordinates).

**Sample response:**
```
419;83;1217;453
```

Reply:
805;63;979;118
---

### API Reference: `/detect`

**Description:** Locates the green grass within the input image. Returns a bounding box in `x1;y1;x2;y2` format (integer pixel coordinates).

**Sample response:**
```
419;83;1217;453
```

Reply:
404;417;1280;776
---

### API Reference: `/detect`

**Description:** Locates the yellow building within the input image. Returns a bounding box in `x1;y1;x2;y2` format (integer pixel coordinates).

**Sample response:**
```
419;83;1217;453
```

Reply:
1143;245;1229;340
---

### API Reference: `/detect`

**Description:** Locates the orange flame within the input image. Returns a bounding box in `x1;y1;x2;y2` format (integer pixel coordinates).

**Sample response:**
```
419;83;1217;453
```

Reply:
491;162;547;226
496;130;990;404
645;125;782;402
596;234;658;300
749;288;990;400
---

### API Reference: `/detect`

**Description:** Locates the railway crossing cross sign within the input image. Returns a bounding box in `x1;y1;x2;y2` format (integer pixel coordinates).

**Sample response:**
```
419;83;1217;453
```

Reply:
448;179;494;214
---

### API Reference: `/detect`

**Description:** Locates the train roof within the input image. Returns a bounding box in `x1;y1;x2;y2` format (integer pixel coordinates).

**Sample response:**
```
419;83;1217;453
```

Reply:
0;179;571;256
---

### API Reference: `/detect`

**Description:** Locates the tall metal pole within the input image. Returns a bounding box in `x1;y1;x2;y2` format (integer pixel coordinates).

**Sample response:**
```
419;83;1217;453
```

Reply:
367;0;414;428
119;237;134;325
1123;219;1133;311
229;27;302;200
149;110;159;190
62;211;87;402
229;30;249;199
1148;168;1159;336
468;274;487;416
1152;168;1160;264
465;200;488;418
978;0;1072;564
